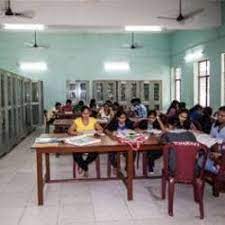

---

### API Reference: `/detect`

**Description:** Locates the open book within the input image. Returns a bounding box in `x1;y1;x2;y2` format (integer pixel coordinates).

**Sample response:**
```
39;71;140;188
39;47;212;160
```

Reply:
62;135;101;146
193;132;219;148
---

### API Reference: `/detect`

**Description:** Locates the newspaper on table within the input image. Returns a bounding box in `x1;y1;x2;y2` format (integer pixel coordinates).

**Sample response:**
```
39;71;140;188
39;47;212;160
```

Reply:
62;134;101;146
192;132;222;148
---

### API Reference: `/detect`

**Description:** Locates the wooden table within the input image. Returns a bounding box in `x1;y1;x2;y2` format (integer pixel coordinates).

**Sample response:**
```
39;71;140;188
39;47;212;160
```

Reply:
32;133;163;205
53;119;73;133
53;118;109;133
56;112;78;119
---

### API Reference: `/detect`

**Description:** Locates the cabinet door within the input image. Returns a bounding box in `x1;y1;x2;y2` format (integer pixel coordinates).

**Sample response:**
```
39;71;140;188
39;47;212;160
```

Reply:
149;81;162;110
66;81;78;104
128;81;140;100
32;81;44;125
79;81;89;104
104;81;117;102
117;81;128;107
1;72;5;108
0;109;7;156
93;81;104;105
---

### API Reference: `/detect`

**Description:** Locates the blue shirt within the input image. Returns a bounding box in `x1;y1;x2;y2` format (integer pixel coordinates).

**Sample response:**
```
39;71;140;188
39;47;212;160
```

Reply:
134;104;147;118
210;123;225;141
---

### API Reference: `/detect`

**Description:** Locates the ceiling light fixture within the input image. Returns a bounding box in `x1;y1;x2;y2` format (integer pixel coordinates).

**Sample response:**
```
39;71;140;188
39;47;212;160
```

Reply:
125;25;162;32
3;24;45;31
104;62;130;72
19;62;47;71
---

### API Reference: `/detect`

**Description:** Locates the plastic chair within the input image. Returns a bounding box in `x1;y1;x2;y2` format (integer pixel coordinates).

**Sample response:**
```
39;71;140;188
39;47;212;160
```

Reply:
161;142;208;219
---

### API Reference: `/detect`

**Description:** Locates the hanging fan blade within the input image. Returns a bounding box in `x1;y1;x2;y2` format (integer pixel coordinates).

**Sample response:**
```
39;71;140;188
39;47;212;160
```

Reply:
121;32;143;49
157;16;177;20
157;0;204;23
121;44;143;49
24;31;49;49
182;8;204;20
2;0;34;18
24;42;34;47
14;11;35;19
24;43;49;49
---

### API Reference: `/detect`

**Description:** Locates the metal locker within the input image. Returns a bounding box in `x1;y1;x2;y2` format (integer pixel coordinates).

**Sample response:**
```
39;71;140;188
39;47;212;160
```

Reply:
150;81;162;110
117;80;128;107
140;80;151;107
66;80;90;104
24;79;32;130
117;80;140;108
92;80;117;105
32;81;44;126
93;81;104;105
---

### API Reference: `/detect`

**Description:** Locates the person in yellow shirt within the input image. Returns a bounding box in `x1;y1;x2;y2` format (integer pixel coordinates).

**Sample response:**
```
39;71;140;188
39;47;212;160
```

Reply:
68;106;103;177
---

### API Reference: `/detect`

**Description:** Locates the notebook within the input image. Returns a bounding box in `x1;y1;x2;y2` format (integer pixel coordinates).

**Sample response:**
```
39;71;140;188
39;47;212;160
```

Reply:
35;137;60;144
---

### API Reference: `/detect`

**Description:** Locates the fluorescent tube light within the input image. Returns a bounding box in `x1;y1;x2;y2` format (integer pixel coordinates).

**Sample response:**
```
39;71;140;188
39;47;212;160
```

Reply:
104;62;130;72
19;62;47;71
3;24;45;31
184;50;203;62
125;26;162;32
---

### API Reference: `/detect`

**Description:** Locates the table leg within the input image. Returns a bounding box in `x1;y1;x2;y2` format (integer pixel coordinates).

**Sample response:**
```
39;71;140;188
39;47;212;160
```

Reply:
45;153;50;182
127;150;133;201
142;152;148;177
36;151;44;205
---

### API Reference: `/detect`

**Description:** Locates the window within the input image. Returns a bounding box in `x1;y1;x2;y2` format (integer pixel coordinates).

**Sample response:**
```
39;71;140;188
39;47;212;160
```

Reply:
221;53;225;105
198;60;210;107
175;68;181;101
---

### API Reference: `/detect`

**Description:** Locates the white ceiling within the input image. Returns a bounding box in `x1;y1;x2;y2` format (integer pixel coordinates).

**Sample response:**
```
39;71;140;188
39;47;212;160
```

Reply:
0;0;222;32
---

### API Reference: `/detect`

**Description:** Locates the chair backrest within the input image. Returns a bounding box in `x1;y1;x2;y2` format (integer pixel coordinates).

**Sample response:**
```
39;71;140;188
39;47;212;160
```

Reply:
163;142;207;183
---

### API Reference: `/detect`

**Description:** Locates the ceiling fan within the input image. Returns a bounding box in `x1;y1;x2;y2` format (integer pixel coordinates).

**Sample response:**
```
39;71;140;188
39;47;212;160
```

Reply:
157;0;204;23
0;0;34;18
25;31;49;49
122;32;142;50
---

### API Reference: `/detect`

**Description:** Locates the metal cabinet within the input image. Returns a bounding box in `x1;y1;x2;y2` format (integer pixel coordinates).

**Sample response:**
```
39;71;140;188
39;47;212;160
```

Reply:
32;81;44;126
93;80;117;105
66;80;90;104
117;80;140;108
140;80;162;110
0;69;43;157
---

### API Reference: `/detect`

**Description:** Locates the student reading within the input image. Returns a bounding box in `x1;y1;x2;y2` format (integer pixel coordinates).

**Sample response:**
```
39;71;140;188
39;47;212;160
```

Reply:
68;106;103;177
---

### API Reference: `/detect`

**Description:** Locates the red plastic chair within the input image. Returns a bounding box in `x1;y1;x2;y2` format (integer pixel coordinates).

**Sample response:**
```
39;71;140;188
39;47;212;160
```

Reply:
161;142;208;219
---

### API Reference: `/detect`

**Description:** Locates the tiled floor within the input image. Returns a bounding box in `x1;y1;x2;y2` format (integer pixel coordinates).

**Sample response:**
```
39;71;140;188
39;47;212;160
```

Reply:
0;128;225;225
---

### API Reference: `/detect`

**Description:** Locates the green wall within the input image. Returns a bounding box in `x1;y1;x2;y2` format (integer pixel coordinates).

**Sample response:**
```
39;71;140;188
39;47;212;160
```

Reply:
0;32;171;110
0;4;224;111
170;3;225;110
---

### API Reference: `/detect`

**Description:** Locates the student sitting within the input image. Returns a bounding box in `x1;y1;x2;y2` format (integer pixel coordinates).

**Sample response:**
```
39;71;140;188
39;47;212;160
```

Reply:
168;109;197;130
98;103;114;121
62;99;73;112
45;102;62;133
137;110;165;173
166;100;180;118
130;98;147;118
198;107;213;134
105;110;134;172
73;100;84;113
68;106;103;177
197;106;225;175
210;106;225;141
